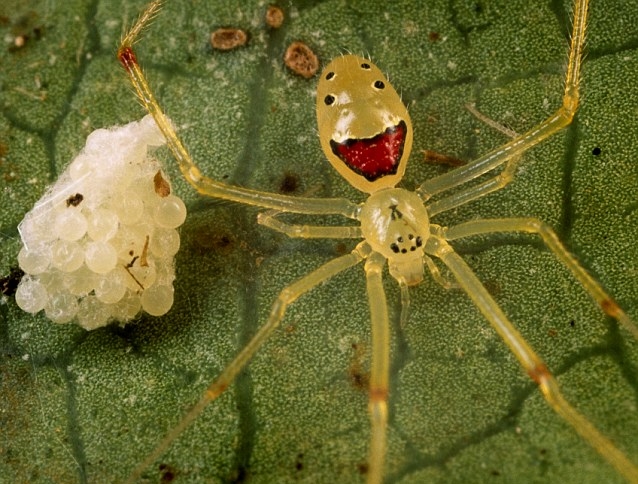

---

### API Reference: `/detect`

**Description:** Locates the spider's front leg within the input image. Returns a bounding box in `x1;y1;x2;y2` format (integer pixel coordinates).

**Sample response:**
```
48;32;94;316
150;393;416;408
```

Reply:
425;104;522;216
257;210;363;239
418;0;587;205
117;1;359;218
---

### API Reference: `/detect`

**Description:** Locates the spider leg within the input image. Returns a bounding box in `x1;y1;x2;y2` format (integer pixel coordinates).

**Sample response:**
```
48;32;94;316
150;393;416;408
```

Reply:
123;244;369;484
257;210;363;239
364;252;391;484
399;279;410;328
425;234;638;483
426;155;519;216
426;106;522;216
258;210;400;478
425;256;459;289
117;1;359;218
444;218;638;339
417;0;587;202
465;102;519;139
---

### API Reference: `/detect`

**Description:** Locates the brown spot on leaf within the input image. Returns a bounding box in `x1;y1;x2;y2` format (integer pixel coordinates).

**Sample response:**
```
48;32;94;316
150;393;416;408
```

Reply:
7;12;44;53
527;363;550;385
348;342;370;392
159;463;178;483
210;28;248;51
284;41;319;79
279;172;299;193
265;5;284;29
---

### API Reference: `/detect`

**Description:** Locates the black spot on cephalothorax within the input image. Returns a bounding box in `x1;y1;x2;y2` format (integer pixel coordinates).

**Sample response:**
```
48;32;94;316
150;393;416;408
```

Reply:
389;204;403;220
390;233;423;256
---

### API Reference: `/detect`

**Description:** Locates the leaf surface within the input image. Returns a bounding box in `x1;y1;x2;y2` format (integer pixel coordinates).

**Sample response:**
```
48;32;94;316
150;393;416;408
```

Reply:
1;1;637;483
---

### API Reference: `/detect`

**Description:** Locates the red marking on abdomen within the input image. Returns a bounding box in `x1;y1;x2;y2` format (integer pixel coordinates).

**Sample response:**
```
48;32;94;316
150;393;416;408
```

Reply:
118;46;138;71
331;121;406;181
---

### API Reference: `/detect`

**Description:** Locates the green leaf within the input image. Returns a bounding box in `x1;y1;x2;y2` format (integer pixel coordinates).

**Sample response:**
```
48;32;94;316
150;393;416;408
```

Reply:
1;0;637;483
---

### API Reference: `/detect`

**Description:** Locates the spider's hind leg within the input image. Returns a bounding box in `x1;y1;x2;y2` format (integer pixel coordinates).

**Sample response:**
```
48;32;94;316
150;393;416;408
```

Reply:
445;217;638;339
427;234;638;483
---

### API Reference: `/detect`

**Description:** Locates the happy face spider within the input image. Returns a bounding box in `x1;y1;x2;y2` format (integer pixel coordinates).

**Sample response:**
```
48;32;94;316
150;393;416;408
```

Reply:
115;0;638;482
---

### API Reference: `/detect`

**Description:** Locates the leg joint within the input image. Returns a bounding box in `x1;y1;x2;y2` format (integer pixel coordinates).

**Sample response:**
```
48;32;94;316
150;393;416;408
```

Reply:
527;362;550;386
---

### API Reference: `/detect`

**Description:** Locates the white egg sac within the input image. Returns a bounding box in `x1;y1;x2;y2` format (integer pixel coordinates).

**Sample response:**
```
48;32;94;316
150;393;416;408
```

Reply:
16;115;186;330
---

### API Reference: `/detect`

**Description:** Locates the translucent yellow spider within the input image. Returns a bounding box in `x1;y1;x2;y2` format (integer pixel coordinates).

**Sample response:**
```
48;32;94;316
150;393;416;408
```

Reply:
116;0;638;483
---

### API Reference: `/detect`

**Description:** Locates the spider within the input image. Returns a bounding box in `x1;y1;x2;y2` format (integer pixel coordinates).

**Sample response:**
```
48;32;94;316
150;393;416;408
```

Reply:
114;0;638;482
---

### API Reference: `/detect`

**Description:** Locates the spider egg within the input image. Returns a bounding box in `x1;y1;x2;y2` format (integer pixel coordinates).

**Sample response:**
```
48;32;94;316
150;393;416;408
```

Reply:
64;266;98;296
17;246;51;275
149;228;181;258
141;284;174;316
84;241;118;274
94;269;127;304
15;277;48;314
45;293;79;324
76;295;112;330
87;208;119;241
54;209;88;241
111;291;142;321
111;193;144;225
51;240;85;272
153;195;187;229
15;115;187;329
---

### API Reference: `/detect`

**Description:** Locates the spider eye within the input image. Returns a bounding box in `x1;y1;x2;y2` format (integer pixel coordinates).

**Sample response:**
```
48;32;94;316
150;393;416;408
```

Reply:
360;63;371;69
374;80;385;89
324;95;335;106
325;71;335;80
